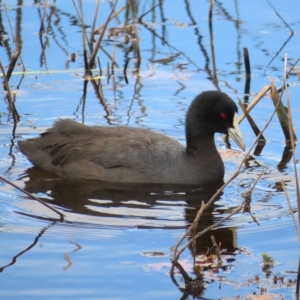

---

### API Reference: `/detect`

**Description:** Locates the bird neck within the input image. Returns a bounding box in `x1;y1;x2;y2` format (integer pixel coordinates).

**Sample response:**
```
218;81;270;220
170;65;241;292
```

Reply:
186;133;217;156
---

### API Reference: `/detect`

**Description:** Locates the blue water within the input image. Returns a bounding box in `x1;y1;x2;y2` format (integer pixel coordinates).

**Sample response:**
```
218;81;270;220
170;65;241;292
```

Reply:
0;0;300;298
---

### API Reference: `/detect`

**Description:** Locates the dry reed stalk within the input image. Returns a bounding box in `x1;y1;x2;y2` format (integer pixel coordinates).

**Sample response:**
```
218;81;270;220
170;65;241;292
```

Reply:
72;0;90;73
90;0;101;51
243;47;251;102
237;85;270;123
0;62;20;123
283;54;300;224
243;47;251;77
270;81;296;141
238;98;265;141
6;44;22;82
3;5;26;73
94;5;127;34
88;1;118;70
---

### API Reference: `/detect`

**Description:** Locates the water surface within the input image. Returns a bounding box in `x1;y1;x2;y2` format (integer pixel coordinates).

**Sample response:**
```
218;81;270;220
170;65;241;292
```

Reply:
0;1;300;299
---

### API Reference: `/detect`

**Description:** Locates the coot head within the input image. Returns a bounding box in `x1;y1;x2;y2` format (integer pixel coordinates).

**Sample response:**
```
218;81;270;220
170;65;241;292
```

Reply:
185;91;245;154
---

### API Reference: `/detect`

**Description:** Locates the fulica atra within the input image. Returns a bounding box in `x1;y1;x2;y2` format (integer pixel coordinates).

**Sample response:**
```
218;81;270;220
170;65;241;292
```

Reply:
18;91;245;184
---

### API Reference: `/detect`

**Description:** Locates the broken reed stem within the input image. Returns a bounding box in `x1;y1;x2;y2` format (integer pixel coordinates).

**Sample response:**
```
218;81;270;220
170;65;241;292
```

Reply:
283;54;300;224
6;44;22;82
243;47;251;102
238;85;271;124
0;175;64;220
88;0;118;70
238;98;265;141
270;81;296;141
0;62;20;123
243;47;251;77
281;180;300;243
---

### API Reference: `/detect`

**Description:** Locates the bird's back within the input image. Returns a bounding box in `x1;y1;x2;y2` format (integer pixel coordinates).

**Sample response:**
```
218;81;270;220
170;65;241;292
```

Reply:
18;119;203;184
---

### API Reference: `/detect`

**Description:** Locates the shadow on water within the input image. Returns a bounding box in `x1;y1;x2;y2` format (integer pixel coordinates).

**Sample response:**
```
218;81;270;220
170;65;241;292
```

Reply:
0;166;240;280
19;167;238;253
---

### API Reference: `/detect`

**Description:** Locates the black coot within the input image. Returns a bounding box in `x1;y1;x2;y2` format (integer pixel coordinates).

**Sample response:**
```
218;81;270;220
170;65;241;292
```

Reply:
18;91;245;184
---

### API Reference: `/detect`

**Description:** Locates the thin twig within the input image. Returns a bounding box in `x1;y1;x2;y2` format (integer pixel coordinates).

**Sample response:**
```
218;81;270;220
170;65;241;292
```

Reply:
88;1;118;70
266;0;294;34
0;175;64;220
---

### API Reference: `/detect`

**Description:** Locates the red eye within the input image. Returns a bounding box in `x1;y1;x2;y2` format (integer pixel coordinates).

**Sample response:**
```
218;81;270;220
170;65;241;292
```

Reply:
220;113;227;119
